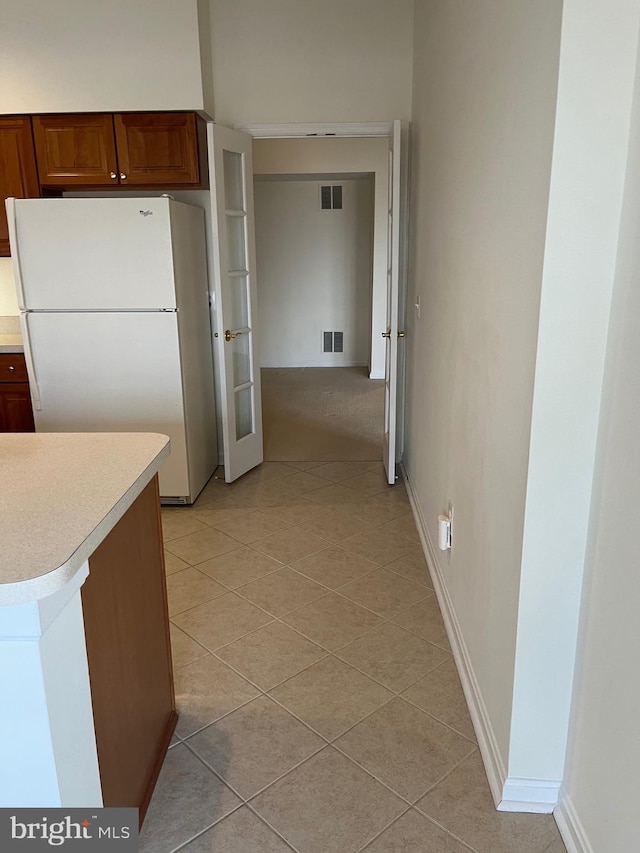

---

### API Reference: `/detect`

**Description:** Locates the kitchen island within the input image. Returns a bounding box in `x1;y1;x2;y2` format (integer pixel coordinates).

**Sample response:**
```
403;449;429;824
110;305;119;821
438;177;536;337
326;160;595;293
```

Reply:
0;432;175;816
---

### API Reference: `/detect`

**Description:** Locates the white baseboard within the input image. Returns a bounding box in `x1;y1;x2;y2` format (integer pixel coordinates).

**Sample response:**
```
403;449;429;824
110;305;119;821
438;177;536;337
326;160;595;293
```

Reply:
401;465;507;806
260;361;368;369
369;369;385;379
401;465;560;815
554;793;592;853
498;777;559;813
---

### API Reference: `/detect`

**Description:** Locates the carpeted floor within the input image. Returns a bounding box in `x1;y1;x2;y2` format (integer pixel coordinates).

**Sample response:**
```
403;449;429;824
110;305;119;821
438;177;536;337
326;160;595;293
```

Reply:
262;367;384;461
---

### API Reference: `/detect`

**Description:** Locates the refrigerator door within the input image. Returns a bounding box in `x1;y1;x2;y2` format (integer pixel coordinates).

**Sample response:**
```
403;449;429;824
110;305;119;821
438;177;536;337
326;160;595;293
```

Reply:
24;310;190;499
11;197;178;311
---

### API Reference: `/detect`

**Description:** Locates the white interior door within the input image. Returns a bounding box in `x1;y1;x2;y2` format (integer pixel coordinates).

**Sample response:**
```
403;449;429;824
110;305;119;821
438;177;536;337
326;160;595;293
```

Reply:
383;120;409;485
209;124;263;482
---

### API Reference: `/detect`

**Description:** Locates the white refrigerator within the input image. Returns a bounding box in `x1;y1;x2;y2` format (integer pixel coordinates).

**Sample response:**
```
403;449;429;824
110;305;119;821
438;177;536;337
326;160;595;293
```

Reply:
6;196;217;504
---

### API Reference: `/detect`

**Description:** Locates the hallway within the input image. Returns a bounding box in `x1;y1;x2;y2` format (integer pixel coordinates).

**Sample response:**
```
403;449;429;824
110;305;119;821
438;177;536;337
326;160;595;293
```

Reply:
141;463;566;852
261;367;385;462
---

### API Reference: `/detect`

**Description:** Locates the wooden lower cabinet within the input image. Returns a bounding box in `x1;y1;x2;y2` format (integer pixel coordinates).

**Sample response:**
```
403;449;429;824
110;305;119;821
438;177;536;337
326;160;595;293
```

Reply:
81;476;176;824
0;354;35;432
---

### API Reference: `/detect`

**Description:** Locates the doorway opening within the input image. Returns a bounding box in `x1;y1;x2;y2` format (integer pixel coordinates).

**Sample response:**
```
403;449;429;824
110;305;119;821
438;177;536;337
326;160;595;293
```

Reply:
253;170;383;461
207;122;406;484
251;134;391;464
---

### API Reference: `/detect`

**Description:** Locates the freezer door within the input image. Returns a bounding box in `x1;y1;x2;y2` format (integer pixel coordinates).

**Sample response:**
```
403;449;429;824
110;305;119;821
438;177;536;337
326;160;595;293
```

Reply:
25;311;190;499
11;197;177;311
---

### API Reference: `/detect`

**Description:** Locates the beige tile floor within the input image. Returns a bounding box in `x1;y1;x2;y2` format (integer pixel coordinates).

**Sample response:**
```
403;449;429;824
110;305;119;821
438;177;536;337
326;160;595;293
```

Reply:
141;462;567;853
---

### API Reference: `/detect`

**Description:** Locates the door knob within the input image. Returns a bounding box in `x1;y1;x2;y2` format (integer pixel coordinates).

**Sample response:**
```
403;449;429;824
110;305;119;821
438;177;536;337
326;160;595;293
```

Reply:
397;331;406;338
381;330;391;338
120;173;128;180
109;172;117;179
224;329;237;342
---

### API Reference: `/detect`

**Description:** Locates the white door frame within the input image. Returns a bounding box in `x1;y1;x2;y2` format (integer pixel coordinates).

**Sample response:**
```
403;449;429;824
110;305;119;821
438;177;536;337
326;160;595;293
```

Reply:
234;120;409;471
234;122;394;138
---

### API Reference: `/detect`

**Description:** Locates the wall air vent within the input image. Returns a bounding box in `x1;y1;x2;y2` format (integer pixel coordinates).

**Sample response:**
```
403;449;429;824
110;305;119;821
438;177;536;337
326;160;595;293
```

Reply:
323;331;344;353
320;185;343;210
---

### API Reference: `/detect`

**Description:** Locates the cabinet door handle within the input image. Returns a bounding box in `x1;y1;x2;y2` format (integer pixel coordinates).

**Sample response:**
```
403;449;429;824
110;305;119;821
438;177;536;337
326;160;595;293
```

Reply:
8;365;15;371
120;173;128;180
110;171;117;179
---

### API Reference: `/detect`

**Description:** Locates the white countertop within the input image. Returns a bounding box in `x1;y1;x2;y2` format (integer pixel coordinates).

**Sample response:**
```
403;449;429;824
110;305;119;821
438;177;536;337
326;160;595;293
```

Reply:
0;433;170;605
0;334;23;354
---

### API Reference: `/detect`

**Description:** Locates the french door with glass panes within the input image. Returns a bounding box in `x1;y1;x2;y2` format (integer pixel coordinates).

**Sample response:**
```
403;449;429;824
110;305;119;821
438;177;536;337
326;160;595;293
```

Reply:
382;120;409;485
208;124;263;482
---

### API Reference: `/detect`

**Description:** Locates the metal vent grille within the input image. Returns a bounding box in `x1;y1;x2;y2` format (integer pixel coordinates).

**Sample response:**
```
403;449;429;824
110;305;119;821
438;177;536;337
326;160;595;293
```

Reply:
320;185;343;210
323;331;344;353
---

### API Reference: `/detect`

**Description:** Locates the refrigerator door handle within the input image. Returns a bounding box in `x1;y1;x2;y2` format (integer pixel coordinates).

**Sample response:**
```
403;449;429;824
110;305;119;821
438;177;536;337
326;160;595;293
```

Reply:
20;313;42;411
5;198;26;310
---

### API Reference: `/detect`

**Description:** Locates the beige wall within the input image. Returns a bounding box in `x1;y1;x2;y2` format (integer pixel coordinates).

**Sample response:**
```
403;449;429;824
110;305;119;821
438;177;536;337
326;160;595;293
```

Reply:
558;10;640;849
0;260;18;316
0;0;207;113
255;178;373;367
209;0;414;124
405;0;561;780
253;137;388;377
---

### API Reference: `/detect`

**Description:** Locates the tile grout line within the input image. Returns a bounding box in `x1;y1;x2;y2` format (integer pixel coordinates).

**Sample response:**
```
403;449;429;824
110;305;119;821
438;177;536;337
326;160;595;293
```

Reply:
163;496;415;559
170;564;452;690
186;701;471;825
175;585;448;682
352;805;414;853
329;737;477;812
400;681;479;745
411;748;483;807
169;567;456;749
182;732;329;807
168;802;246;853
413;810;482;853
242;802;301;853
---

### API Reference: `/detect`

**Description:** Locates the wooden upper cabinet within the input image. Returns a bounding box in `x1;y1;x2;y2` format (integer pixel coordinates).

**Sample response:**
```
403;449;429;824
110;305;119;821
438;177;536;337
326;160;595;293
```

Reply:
29;112;204;190
0;116;40;256
114;113;200;186
32;114;119;187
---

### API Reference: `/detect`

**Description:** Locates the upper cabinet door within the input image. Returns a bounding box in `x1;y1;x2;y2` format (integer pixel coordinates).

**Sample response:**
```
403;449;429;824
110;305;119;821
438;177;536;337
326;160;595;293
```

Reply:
0;116;40;257
114;113;200;186
32;114;119;187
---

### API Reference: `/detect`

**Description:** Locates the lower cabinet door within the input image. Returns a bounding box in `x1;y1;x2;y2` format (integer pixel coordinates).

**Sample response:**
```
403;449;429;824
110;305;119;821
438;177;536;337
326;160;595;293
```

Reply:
0;382;35;431
82;477;176;823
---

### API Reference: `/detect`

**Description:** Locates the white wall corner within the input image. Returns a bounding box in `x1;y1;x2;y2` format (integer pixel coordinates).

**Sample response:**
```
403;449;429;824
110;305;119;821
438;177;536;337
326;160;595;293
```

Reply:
404;467;563;816
401;466;507;808
554;792;594;853
368;369;385;379
497;777;560;814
